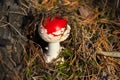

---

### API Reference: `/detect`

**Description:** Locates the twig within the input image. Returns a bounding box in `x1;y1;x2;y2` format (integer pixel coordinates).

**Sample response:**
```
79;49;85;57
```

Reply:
8;11;27;16
0;21;28;41
116;0;119;8
0;24;8;28
0;20;43;53
19;7;28;15
97;51;120;57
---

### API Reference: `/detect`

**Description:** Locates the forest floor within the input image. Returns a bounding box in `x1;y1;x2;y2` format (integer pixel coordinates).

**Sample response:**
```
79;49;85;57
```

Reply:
0;0;120;80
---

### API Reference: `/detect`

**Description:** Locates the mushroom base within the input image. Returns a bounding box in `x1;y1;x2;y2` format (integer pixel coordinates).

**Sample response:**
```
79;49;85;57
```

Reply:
46;42;60;63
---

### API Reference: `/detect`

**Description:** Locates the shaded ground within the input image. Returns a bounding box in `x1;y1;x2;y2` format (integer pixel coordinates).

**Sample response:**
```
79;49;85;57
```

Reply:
0;0;120;80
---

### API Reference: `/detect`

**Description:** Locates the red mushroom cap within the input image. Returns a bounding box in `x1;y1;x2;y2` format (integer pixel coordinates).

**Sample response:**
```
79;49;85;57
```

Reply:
43;17;67;34
39;17;70;42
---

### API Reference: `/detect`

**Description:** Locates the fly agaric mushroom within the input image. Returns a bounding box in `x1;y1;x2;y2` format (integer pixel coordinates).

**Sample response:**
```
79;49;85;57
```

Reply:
38;17;71;63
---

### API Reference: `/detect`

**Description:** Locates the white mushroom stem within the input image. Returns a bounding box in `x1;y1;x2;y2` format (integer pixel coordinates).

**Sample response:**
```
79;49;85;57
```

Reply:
46;42;60;62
